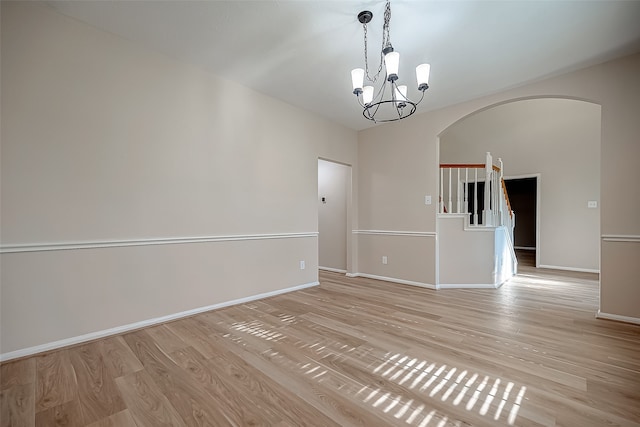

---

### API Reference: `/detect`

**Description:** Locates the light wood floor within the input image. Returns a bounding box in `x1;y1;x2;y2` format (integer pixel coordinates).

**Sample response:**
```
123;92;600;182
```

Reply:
2;267;639;426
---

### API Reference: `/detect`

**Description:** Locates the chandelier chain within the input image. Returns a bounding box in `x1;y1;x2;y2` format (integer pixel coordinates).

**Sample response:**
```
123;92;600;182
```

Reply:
363;0;392;83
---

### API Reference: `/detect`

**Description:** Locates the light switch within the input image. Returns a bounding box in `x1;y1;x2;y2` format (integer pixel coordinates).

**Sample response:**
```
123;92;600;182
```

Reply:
587;201;598;208
425;195;432;205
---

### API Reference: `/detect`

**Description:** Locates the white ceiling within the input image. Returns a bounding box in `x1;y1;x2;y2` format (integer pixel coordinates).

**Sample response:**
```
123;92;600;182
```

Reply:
44;0;640;131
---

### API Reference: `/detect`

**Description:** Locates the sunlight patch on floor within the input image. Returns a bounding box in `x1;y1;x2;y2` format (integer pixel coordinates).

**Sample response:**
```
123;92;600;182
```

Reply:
368;352;527;425
227;313;527;426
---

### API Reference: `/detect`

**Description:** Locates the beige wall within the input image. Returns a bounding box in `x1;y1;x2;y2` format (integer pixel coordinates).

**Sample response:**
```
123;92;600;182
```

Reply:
318;159;350;271
0;2;358;357
440;98;601;272
358;53;640;319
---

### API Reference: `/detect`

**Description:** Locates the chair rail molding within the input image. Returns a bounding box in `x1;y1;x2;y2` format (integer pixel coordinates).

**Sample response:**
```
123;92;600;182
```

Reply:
601;234;640;242
353;230;437;237
0;232;319;253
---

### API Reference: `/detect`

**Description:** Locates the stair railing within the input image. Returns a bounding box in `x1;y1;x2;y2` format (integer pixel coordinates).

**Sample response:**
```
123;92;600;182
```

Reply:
439;152;514;238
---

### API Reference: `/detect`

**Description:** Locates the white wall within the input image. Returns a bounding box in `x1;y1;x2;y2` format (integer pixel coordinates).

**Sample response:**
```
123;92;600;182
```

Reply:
440;98;601;272
358;52;640;320
0;2;358;358
318;160;350;272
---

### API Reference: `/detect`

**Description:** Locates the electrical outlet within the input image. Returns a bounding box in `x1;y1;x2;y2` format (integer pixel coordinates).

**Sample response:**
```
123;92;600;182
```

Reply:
382;256;388;265
300;260;305;270
587;201;598;208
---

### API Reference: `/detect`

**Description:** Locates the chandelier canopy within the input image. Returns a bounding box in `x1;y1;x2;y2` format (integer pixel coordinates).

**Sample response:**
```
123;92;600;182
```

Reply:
350;1;431;123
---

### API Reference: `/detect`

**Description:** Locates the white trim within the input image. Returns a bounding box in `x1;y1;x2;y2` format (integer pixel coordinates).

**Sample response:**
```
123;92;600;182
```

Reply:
0;281;319;362
319;266;347;274
437;213;496;232
438;282;504;289
353;230;437;237
347;272;437;289
0;232;318;254
601;234;640;242
596;311;640;326
539;264;600;274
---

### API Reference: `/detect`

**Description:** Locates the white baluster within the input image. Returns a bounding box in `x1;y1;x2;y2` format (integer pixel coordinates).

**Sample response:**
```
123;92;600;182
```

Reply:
484;152;492;226
474;168;478;226
464;168;469;218
448;168;452;215
440;167;444;213
456;168;461;213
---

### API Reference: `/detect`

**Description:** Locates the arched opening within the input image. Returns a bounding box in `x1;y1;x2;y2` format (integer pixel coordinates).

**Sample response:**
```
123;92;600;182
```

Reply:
439;97;601;273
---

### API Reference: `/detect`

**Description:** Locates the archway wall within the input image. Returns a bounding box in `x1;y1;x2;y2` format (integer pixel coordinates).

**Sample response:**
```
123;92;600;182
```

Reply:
440;98;601;272
357;52;640;320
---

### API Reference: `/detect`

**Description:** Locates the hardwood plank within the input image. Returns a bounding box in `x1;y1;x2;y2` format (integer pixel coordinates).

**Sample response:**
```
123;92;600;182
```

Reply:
97;337;143;379
122;330;232;426
213;331;391;426
114;370;185;427
34;351;76;413
34;399;83;427
84;409;137;427
68;343;126;424
1;359;35;391
164;318;226;359
143;325;188;355
1;383;35;427
169;346;288;426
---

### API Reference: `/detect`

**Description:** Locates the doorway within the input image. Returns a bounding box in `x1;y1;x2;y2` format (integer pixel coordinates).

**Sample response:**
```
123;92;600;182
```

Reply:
318;159;351;273
463;176;539;267
505;176;539;268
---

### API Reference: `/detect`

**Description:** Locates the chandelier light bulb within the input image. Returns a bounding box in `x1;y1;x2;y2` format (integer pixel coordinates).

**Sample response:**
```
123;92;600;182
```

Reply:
416;63;431;91
395;85;407;108
351;68;365;94
396;85;407;100
384;51;400;81
363;86;374;104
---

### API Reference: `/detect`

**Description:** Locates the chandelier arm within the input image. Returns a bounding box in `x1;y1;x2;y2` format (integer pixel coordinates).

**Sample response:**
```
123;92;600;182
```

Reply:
364;99;384;122
372;79;388;104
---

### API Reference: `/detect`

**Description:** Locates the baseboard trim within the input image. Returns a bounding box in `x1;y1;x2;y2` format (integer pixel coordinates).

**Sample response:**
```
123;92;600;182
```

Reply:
319;266;347;274
346;273;436;289
596;311;640;325
0;281;319;362
539;264;600;274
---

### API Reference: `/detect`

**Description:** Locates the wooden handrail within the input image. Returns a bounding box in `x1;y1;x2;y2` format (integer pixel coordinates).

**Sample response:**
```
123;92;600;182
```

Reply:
439;163;502;172
501;178;513;219
440;163;484;169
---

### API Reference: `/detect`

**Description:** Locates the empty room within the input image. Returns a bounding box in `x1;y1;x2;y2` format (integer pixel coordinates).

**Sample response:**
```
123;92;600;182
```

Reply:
2;1;640;426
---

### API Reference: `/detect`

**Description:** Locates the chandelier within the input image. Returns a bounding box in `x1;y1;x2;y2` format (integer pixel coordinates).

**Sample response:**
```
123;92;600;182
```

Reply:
350;1;431;123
